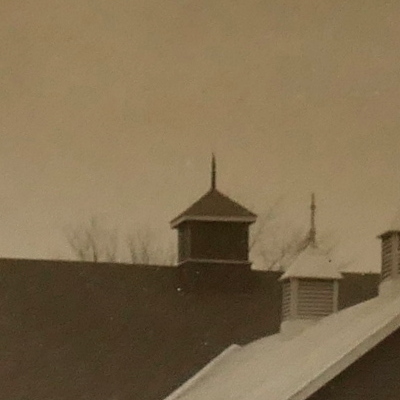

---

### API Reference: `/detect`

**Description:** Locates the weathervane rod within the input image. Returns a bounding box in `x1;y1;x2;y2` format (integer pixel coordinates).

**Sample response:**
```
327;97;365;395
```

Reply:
211;153;216;189
310;193;317;246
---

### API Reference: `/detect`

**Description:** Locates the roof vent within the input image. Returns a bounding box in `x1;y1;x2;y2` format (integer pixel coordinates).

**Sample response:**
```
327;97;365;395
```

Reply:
279;194;342;337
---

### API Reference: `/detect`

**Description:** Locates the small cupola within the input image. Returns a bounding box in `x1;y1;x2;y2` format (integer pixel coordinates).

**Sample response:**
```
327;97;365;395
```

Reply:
170;155;257;291
280;194;342;337
377;210;400;296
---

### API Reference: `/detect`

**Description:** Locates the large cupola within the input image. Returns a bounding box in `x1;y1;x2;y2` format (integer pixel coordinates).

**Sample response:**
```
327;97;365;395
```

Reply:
170;155;257;291
280;194;342;336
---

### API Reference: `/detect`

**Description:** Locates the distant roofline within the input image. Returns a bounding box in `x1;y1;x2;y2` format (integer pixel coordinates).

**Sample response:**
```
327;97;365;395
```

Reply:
0;257;176;270
170;214;257;228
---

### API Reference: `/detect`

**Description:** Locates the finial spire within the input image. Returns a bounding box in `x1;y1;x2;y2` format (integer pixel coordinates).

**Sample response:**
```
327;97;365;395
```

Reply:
211;153;216;190
309;193;317;246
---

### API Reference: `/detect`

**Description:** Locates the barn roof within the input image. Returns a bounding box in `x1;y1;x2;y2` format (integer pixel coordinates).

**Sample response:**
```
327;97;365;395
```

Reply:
0;258;281;400
165;283;397;400
170;189;257;228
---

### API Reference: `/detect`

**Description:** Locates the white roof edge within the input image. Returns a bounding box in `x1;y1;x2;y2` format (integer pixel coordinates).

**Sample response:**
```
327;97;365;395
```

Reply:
287;308;400;400
163;344;241;400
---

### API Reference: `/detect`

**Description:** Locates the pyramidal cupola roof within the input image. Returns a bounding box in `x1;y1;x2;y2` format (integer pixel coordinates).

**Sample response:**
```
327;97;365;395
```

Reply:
281;194;342;280
170;155;257;228
281;244;342;280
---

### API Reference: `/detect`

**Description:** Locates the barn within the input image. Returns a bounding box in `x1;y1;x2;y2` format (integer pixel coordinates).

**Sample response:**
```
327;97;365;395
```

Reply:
163;201;400;400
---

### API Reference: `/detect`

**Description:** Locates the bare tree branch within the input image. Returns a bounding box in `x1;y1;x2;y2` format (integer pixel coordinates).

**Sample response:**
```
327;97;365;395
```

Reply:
64;216;119;263
64;215;176;265
127;228;152;264
249;196;344;271
249;194;287;251
126;227;176;265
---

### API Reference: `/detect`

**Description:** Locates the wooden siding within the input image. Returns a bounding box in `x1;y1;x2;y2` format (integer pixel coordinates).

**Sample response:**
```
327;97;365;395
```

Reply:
381;236;392;281
338;273;379;310
297;279;334;318
282;281;291;320
178;224;191;262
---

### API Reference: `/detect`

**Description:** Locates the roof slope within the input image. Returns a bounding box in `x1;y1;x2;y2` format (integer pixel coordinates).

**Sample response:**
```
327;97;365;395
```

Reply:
165;287;399;400
170;189;256;227
281;244;342;280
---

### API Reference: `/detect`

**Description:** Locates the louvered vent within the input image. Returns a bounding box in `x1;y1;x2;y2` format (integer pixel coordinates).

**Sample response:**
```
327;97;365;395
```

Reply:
382;236;392;282
297;279;334;318
282;281;291;321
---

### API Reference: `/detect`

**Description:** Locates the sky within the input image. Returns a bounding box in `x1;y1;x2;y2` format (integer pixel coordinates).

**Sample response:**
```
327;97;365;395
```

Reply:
1;0;400;271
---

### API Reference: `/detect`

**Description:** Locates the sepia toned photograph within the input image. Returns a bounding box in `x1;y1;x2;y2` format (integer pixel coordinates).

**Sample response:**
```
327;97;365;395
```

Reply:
1;1;400;399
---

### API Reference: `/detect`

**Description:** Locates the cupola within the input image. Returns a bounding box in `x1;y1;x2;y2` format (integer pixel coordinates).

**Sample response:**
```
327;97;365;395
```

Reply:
170;155;257;291
280;194;342;336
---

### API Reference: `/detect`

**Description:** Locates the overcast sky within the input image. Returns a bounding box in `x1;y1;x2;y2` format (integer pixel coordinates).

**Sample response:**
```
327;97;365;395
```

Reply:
1;0;400;271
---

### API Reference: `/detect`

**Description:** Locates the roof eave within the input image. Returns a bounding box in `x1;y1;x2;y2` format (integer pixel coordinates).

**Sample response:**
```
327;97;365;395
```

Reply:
170;215;257;229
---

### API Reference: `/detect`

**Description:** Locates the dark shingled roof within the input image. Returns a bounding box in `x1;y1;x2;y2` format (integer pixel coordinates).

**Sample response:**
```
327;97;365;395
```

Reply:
0;258;379;400
170;189;257;227
0;259;281;400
